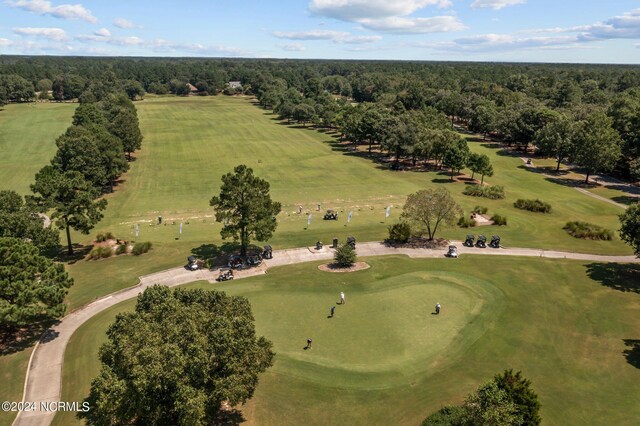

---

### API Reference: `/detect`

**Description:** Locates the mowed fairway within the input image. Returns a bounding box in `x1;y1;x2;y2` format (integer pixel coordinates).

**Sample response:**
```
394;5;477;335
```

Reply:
61;95;632;309
54;256;640;425
0;102;76;195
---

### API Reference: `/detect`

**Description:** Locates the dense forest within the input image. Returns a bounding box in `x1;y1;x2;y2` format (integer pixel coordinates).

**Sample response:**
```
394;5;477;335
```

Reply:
1;55;639;180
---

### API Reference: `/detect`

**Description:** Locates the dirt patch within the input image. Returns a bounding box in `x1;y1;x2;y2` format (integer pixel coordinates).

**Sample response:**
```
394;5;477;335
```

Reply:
474;214;493;226
318;261;370;273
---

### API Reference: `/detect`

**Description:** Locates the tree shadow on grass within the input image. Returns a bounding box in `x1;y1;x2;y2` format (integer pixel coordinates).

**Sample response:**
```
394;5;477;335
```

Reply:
612;196;640;206
623;339;640;369
0;319;57;356
53;243;92;265
584;263;640;294
213;408;245;425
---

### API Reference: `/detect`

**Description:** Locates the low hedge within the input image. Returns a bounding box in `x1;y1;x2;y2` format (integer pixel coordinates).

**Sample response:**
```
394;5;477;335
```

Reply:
88;246;113;260
458;216;476;228
514;199;551;213
473;205;488;214
96;231;115;242
463;185;505;200
563;221;613;240
491;214;508;226
132;241;153;256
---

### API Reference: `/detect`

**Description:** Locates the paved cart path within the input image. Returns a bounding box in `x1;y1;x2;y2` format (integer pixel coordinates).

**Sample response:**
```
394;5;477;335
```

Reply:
13;242;639;426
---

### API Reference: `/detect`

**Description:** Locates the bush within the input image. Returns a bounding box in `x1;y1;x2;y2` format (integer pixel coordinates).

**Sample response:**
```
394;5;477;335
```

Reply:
458;216;476;228
388;222;411;243
334;243;356;267
88;246;113;260
473;205;488;214
463;184;505;200
514;199;552;213
132;241;153;256
491;214;508;226
115;243;127;255
563;221;613;240
96;231;115;242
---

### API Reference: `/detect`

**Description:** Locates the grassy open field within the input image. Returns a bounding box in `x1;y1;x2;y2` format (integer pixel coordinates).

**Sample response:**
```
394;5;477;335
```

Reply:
61;95;631;310
0;102;76;195
53;256;640;425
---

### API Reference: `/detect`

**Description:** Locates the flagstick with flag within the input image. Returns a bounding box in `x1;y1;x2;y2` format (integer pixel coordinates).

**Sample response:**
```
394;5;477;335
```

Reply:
385;206;391;220
347;211;353;225
307;213;312;226
179;222;183;235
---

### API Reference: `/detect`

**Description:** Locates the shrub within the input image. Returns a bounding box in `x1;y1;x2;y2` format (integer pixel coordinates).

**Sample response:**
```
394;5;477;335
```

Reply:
491;214;508;226
388;222;412;243
88;246;113;260
463;185;505;200
458;216;476;228
334;243;356;267
473;205;488;214
132;241;153;256
96;231;115;242
514;199;552;213
115;243;127;255
563;221;613;240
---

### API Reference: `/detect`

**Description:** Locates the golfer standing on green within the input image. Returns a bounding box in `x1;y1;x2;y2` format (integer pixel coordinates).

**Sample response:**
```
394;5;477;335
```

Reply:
340;291;345;305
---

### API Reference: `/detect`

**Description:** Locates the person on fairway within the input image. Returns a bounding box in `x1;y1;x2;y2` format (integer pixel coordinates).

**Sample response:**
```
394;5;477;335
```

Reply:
330;306;335;317
435;303;441;315
306;338;312;349
340;291;345;305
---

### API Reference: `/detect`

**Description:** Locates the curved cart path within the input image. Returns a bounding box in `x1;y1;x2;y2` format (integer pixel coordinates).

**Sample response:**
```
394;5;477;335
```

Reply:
13;242;639;426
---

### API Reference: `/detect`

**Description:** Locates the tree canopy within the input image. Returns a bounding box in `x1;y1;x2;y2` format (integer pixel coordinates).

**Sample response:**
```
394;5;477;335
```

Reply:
80;285;274;425
619;203;640;257
401;188;461;240
30;167;107;255
0;237;73;330
210;165;281;257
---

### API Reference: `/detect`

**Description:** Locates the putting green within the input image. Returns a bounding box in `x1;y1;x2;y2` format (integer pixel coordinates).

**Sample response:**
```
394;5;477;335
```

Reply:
252;271;500;388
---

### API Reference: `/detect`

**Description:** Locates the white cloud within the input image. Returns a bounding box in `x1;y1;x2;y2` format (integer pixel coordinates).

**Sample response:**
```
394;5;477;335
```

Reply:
6;0;98;23
76;34;143;45
0;38;13;47
309;0;452;20
281;42;306;52
307;0;463;36
148;39;247;56
12;27;68;41
273;29;382;44
94;28;110;37
470;0;525;10
359;15;466;33
576;8;640;41
113;18;137;29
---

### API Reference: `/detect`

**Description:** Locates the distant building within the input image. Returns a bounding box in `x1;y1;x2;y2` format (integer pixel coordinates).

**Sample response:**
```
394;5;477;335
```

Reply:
186;83;198;94
228;81;242;89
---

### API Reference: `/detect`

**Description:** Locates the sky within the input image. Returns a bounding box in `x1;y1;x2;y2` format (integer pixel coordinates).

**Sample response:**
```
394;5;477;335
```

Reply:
1;0;640;63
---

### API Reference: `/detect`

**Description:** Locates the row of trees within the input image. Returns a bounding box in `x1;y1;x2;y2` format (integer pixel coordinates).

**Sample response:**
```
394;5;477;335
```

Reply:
28;94;143;254
2;56;639;180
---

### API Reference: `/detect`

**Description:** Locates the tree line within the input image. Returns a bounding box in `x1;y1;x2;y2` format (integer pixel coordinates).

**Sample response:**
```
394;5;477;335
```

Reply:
2;56;639;180
1;82;143;336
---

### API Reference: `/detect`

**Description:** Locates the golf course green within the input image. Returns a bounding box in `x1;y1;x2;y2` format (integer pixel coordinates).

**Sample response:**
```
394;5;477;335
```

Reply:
0;96;638;426
53;256;640;425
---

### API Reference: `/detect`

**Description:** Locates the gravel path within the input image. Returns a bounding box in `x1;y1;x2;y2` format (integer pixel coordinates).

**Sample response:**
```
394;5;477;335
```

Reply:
12;242;639;426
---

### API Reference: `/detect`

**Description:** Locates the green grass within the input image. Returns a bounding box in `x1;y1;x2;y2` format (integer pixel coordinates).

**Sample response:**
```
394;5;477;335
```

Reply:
60;96;631;309
54;255;640;425
0;102;76;195
0;349;30;426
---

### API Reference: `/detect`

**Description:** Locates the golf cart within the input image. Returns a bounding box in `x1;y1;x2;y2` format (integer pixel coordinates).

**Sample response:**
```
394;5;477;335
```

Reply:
228;255;243;269
489;235;501;248
315;241;323;250
247;253;262;266
464;234;474;247
446;245;459;258
323;209;338;220
187;255;199;271
262;245;273;259
347;236;356;249
475;235;487;248
216;269;234;282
